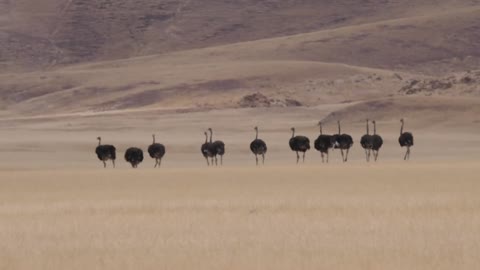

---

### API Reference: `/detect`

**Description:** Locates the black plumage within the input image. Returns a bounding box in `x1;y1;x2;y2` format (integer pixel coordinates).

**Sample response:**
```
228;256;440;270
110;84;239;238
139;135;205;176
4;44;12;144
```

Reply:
124;147;144;168
208;128;226;166
213;141;225;165
360;119;373;162
148;134;166;168
289;127;310;164
250;126;267;165
371;120;383;162
314;121;333;163
398;118;414;160
332;121;354;162
95;137;116;168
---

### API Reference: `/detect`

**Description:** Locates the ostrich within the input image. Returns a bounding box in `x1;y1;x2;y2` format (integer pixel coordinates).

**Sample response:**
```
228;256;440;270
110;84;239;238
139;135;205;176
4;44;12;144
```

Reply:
201;131;213;166
371;120;383;162
95;137;116;168
398;118;414;160
314;121;333;163
250;126;267;165
332;121;353;162
124;147;144;168
148;134;166;168
208;128;225;166
360;119;373;162
289;127;310;164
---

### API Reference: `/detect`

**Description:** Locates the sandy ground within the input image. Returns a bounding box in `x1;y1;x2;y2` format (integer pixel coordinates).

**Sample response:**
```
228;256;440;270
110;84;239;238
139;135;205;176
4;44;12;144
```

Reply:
1;108;479;269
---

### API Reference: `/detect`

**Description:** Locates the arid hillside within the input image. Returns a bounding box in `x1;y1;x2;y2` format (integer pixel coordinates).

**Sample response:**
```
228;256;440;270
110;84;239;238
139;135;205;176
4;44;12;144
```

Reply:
0;1;479;121
1;0;479;71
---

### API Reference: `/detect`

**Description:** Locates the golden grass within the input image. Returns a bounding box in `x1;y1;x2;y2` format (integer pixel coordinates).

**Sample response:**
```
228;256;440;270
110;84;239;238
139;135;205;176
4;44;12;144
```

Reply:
1;163;479;270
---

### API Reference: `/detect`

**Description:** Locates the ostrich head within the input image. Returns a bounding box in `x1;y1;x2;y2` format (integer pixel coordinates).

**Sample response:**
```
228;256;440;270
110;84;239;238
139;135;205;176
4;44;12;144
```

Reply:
400;118;404;123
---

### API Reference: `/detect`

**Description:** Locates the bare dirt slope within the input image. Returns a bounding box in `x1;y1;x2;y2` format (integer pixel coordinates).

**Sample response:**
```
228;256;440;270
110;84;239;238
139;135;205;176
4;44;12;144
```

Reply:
2;0;479;70
1;1;479;120
1;6;480;116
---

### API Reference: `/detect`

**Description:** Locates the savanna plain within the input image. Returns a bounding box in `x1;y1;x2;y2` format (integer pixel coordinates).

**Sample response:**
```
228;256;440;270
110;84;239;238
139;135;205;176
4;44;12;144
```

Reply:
1;109;480;270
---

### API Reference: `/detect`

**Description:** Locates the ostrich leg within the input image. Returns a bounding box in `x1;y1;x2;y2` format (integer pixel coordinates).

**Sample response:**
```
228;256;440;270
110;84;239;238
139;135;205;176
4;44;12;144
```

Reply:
262;154;265;165
341;149;345;162
296;151;300;164
321;152;325;163
302;152;306;163
255;155;258;166
345;148;350;162
103;160;107;168
112;160;115;168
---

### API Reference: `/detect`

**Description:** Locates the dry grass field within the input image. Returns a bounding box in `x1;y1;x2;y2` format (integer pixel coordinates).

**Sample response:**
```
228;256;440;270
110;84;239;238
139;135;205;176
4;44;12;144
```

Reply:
2;0;480;269
1;164;480;270
1;108;480;270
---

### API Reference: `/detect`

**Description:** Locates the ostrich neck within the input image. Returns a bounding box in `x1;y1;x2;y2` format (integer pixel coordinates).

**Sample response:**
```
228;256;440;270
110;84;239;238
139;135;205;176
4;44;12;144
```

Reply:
338;123;341;134
400;122;404;135
209;130;213;143
204;134;208;143
366;121;369;135
152;136;155;144
256;129;258;140
291;130;295;138
373;123;377;135
98;139;101;146
319;124;323;135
